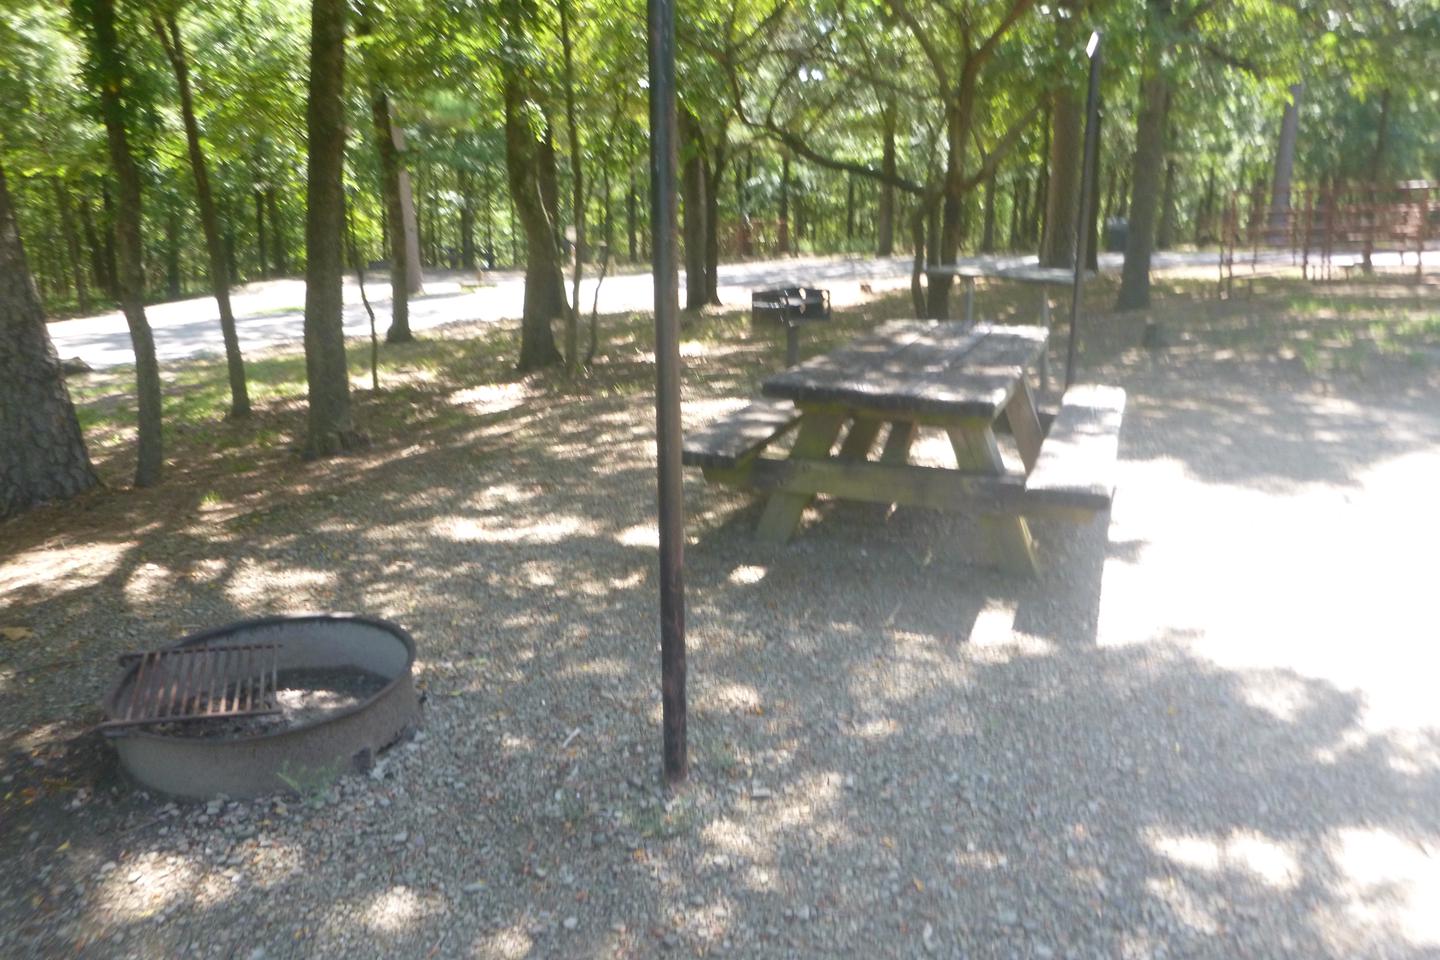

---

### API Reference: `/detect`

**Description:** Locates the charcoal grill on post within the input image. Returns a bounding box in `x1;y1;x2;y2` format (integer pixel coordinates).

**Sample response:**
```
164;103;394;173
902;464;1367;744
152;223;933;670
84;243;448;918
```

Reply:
751;286;831;366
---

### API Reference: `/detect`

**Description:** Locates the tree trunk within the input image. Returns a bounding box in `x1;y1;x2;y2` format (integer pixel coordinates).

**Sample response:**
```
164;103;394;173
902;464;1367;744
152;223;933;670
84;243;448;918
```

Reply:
266;188;288;275
980;169;998;253
301;0;361;456
1196;165;1216;244
704;142;725;306
0;161;98;518
78;195;111;299
164;202;182;299
1156;159;1178;251
100;185;119;299
52;178;91;313
394;123;424;295
254;187;269;279
1084;104;1103;272
458;160;476;270
558;0;583;370
154;12;250;416
1116;48;1170;310
777;153;790;255
626;170;638;262
1267;83;1303;239
1041;85;1082;268
500;60;564;371
1362;88;1391;273
678;106;708;311
80;0;163;486
356;0;415;341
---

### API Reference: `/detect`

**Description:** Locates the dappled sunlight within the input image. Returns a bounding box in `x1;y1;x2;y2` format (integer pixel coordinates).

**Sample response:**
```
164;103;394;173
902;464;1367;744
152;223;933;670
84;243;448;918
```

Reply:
0;539;133;600
224;558;337;607
615;523;659;548
432;514;594;545
92;853;200;924
1331;828;1440;948
1147;828;1302;890
360;884;440;934
727;563;767;585
468;925;535;958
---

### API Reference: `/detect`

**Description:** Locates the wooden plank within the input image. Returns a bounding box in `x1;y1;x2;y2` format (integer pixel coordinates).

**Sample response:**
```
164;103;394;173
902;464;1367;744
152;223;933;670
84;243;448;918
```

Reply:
748;457;1027;512
838;417;884;461
755;412;845;543
1004;378;1044;472
763;322;1047;421
682;397;800;469
948;423;1037;575
879;421;918;466
1023;384;1127;512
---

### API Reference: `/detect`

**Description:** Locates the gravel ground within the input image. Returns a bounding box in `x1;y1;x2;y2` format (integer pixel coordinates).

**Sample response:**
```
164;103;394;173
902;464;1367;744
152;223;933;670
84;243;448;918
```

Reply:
3;277;1439;958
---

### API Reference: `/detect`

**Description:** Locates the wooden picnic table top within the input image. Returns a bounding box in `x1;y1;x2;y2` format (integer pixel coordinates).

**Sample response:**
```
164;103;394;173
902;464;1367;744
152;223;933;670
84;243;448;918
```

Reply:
923;263;1098;285
761;320;1047;422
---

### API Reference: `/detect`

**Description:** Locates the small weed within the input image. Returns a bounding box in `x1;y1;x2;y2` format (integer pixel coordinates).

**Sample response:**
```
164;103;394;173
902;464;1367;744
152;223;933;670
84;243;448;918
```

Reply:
275;758;345;806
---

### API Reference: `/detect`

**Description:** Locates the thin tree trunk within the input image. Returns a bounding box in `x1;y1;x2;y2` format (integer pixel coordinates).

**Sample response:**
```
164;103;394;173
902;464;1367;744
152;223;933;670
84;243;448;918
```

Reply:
254;187;269;279
558;0;583;371
1041;85;1082;268
1156;159;1178;251
154;12;250;416
78;195;110;299
80;0;163;486
52;178;91;313
0;160;98;517
778;153;791;255
1267;83;1303;238
626;170;638;262
164;202;182;299
266;188;288;275
458;161;476;270
395;125;424;294
1362;88;1391;273
301;0;361;456
877;103;897;256
356;2;414;342
980;169;998;253
704;143;724;305
678;106;708;310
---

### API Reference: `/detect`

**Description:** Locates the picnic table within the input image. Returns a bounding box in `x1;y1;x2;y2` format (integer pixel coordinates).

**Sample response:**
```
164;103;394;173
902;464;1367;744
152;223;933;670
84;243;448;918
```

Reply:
683;320;1126;574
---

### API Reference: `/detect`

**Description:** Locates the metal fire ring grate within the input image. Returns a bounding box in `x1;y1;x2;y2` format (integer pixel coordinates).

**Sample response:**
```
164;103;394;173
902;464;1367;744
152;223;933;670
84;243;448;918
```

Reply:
100;643;281;733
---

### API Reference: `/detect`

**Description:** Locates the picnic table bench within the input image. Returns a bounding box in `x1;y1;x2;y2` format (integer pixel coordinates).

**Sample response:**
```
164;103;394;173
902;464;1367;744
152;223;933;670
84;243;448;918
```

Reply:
683;320;1126;574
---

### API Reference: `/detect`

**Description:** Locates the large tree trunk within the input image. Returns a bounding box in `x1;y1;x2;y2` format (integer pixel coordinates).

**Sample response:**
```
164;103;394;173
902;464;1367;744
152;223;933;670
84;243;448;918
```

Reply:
1267;83;1303;239
500;62;564;370
52;178;91;313
79;0;163;486
154;12;250;417
1041;85;1082;268
394;124;424;295
1116;51;1170;310
678;106;708;311
877;102;897;256
301;0;361;456
369;92;413;342
1;161;98;518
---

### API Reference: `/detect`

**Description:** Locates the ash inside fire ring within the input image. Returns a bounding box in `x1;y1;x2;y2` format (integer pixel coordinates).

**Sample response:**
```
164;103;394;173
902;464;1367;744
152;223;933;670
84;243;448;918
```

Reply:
152;667;390;738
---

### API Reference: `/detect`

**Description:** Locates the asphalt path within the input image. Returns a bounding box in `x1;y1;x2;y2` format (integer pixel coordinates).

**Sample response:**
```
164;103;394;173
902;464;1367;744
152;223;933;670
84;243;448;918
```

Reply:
46;249;1428;369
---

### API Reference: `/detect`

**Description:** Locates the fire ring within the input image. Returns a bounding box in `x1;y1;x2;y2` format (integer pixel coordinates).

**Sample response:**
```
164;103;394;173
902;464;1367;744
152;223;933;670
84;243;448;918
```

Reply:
101;614;421;800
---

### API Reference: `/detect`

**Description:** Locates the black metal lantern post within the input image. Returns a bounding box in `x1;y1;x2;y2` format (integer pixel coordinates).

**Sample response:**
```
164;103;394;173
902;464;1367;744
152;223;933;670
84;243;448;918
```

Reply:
1066;31;1103;390
647;0;688;785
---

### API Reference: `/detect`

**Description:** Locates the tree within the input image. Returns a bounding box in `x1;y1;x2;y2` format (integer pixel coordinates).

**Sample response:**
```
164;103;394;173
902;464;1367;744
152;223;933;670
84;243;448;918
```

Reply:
0;159;97;518
356;1;417;344
152;9;251;418
301;0;362;456
72;0;164;486
498;0;565;372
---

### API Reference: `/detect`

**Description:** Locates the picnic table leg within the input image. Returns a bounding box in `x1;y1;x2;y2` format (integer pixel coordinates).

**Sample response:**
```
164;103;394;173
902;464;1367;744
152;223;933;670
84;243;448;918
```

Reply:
755;412;845;544
1004;379;1044;472
964;277;975;326
1038;284;1052;387
948;425;1038;575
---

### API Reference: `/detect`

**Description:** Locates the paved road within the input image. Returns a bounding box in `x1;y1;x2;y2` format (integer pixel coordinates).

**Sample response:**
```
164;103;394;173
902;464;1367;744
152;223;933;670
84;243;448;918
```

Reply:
45;249;1427;369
